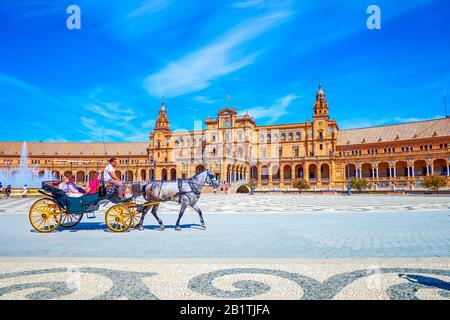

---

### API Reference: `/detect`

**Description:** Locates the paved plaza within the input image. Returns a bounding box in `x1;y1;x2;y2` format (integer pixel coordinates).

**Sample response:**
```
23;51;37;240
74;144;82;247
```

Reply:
0;194;449;300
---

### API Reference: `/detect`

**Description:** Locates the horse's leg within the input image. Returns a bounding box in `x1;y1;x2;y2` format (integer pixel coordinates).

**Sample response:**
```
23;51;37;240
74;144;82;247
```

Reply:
191;203;206;229
136;206;150;231
151;204;164;231
175;203;188;231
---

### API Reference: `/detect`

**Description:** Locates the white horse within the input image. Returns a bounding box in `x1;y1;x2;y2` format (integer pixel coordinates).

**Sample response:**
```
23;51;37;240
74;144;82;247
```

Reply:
138;170;219;231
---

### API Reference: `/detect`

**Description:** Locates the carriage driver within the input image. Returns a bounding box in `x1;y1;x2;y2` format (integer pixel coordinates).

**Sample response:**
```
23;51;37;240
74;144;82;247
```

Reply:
103;158;125;199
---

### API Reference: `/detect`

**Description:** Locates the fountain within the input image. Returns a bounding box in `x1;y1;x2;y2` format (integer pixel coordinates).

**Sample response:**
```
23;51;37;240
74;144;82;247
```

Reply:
0;142;55;188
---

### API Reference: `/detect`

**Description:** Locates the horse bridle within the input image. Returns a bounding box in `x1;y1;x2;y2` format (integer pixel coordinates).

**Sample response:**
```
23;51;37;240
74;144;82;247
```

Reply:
187;171;216;195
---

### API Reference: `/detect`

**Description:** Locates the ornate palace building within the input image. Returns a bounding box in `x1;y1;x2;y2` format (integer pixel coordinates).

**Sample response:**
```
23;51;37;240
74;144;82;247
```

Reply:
1;85;449;191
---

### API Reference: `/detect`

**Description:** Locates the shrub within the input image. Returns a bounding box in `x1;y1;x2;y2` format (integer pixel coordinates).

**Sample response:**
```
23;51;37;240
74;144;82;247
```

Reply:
293;179;310;192
350;177;371;191
422;175;447;192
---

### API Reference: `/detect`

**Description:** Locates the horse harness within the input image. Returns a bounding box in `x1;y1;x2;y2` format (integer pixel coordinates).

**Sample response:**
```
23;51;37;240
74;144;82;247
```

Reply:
144;175;208;203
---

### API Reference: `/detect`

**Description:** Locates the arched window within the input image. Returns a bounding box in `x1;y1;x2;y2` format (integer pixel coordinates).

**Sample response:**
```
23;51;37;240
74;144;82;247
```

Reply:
260;134;265;142
296;132;301;140
281;133;286;142
288;132;293;141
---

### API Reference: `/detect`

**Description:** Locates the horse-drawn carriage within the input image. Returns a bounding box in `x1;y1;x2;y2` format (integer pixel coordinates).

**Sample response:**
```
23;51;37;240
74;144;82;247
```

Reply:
29;169;220;233
29;181;160;233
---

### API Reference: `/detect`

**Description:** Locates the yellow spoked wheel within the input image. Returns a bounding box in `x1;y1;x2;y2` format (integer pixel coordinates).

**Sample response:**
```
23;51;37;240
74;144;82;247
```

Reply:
129;207;143;229
60;212;83;228
29;198;61;233
105;205;132;232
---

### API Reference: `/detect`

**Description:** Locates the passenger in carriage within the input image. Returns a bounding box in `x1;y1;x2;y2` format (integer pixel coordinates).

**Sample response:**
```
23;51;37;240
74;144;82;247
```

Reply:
58;174;84;197
85;172;101;195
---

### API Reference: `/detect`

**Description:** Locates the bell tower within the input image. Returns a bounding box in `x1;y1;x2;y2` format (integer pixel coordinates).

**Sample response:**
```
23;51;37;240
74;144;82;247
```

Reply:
313;84;329;119
149;99;174;180
154;99;170;132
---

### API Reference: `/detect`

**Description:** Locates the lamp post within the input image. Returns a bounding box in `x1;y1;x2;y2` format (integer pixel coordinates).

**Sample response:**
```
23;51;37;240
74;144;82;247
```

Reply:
125;157;129;183
149;156;156;182
347;152;352;196
250;147;255;195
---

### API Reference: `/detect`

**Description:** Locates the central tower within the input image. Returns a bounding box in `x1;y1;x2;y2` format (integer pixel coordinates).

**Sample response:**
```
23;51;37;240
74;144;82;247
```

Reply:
313;84;329;119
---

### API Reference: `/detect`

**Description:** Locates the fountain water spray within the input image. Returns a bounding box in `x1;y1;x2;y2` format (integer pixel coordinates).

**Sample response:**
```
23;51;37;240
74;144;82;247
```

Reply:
0;142;55;188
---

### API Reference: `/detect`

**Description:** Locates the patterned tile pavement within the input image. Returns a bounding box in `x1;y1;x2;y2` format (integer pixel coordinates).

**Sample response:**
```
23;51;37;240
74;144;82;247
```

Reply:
0;258;448;300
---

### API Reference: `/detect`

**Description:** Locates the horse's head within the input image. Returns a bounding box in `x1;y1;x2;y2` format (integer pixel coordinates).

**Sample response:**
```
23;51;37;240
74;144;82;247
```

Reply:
205;170;220;189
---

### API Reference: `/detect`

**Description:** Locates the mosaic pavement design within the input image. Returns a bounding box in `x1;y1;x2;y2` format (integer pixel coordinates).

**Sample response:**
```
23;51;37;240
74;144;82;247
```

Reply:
0;259;448;300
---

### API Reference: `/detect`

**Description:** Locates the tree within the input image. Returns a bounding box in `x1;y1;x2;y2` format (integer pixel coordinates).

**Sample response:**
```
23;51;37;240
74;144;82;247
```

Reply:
422;175;447;192
293;179;310;192
350;177;371;191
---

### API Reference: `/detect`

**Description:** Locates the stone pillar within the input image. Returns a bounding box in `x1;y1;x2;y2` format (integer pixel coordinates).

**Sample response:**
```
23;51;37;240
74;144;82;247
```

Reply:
257;165;262;186
376;168;379;178
430;165;434;175
447;164;450;176
268;166;273;185
393;167;396;178
426;166;430;176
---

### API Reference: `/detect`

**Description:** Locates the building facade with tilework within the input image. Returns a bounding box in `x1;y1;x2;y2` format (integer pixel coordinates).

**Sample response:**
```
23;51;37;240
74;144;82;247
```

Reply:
1;85;449;191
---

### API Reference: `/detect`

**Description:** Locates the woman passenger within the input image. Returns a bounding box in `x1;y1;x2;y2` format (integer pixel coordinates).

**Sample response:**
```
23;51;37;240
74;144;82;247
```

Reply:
85;172;101;195
59;174;84;197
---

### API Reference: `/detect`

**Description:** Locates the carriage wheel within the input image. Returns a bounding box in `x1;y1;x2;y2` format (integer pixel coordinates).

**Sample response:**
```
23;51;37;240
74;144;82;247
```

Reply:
29;198;61;233
60;212;83;228
105;205;132;232
129;207;143;229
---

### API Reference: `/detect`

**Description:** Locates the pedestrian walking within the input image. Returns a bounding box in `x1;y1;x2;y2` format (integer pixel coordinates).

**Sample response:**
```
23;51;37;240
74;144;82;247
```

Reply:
22;184;28;198
5;185;11;199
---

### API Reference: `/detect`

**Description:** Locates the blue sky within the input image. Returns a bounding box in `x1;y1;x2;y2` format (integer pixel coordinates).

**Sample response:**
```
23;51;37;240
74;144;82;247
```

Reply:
0;0;449;142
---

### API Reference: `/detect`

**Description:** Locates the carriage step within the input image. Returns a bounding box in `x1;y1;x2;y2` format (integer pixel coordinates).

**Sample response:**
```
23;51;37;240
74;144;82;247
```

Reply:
86;212;96;219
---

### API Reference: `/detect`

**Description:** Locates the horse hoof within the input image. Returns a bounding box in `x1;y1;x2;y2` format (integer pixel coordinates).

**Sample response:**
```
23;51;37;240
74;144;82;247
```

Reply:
159;225;165;231
137;225;144;231
175;226;181;231
201;224;206;229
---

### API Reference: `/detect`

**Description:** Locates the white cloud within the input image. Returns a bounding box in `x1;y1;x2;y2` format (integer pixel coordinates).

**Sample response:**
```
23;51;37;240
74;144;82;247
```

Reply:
239;93;301;124
143;11;291;98
86;102;137;122
45;137;69;142
193;96;216;104
141;119;155;129
127;0;175;18
79;117;126;141
231;0;266;9
0;73;63;106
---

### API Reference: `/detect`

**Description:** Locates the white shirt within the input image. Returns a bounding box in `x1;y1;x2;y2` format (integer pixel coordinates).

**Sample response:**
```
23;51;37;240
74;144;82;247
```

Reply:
103;164;115;181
